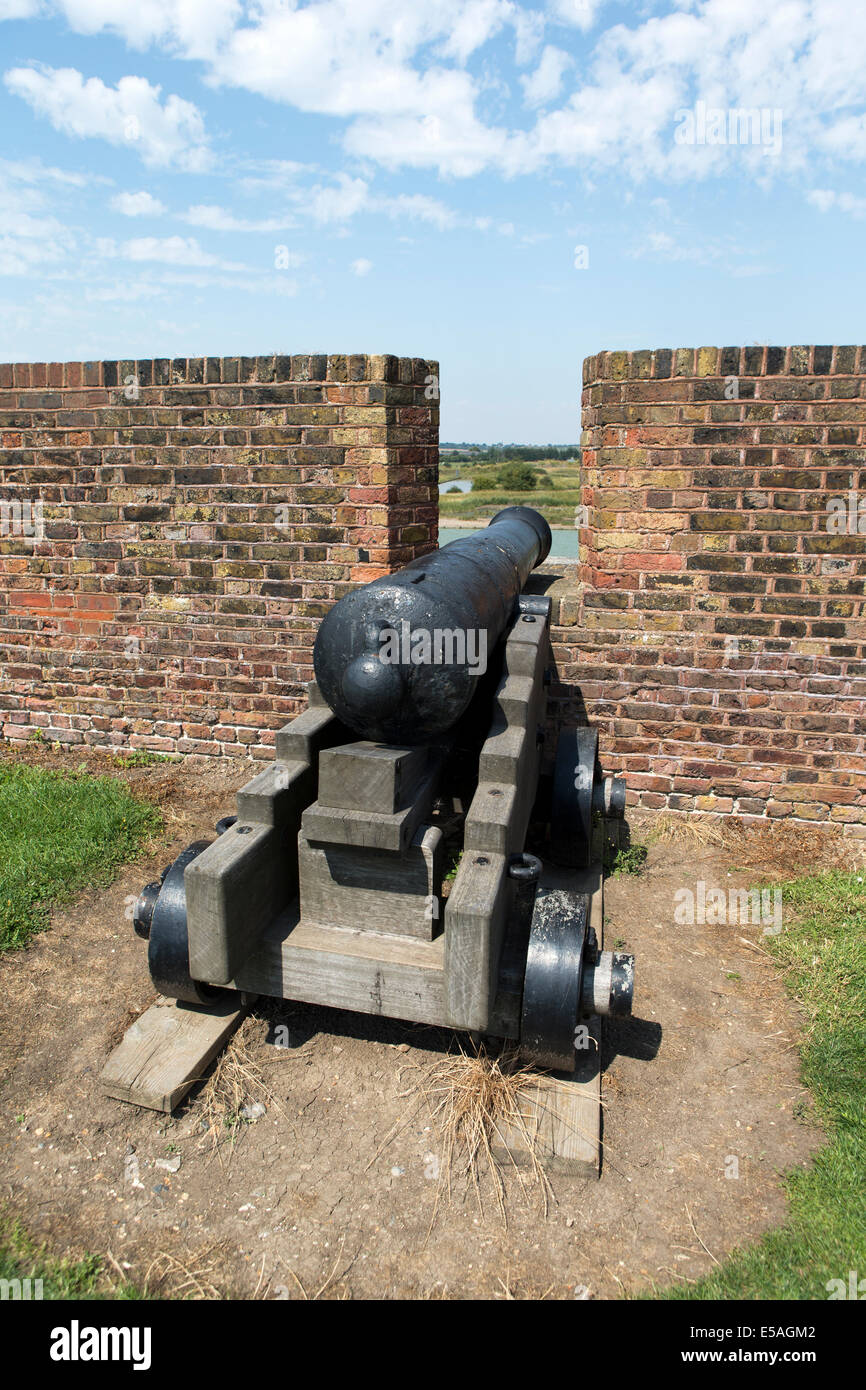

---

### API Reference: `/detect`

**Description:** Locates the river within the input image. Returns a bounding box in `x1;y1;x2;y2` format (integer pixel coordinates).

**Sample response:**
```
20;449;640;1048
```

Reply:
438;524;580;560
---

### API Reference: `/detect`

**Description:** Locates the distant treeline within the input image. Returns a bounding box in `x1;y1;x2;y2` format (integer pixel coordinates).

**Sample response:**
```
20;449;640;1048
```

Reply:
440;443;580;464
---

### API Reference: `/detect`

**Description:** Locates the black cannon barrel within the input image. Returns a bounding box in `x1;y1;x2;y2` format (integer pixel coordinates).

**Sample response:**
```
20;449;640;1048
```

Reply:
313;506;552;744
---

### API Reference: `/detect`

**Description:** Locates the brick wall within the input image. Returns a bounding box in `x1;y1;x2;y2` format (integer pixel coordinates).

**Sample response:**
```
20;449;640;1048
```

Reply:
548;345;866;833
2;343;863;831
0;354;438;759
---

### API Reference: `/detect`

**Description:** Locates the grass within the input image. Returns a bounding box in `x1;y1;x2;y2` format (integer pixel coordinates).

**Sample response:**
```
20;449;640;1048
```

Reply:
440;487;582;526
444;849;463;884
644;810;863;875
376;1042;555;1232
655;868;866;1300
199;1016;280;1154
111;750;178;769
0;1210;226;1300
0;761;161;951
0;1214;140;1300
439;461;583;527
608;842;649;876
419;1044;554;1227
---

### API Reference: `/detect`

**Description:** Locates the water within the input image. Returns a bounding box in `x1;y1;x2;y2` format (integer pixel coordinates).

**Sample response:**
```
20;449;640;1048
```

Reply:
438;524;580;560
438;478;473;494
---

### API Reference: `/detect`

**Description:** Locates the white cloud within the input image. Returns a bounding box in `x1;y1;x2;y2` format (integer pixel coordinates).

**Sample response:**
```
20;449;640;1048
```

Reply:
308;175;370;224
351;257;373;276
378;193;459;229
0;0;40;16
238;159;315;193
92;236;303;296
807;188;836;213
512;8;545;66
11;1;516;178
4;0;866;189
39;0;242;62
344;105;510;178
236;169;465;232
203;3;509;118
111;190;166;217
181;203;296;232
627;219;763;273
238;161;480;235
548;0;606;31
113;235;225;266
163;269;300;297
0;159;76;277
807;187;866;218
0;155;90;187
83;268;300;301
0;217;71;276
438;0;511;63
521;45;571;107
84;278;169;303
4;66;212;170
819;112;866;159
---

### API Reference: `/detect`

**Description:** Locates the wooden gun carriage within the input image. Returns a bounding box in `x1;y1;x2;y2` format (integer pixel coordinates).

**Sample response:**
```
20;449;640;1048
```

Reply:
106;508;636;1172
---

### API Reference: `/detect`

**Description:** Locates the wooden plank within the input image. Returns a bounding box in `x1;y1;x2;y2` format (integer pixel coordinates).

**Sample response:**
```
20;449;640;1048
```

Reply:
235;759;314;828
274;704;347;764
186;821;278;984
444;603;549;1031
100;996;247;1113
444;851;509;1031
462;782;517;856
230;907;447;1026
187;759;316;985
492;1023;601;1178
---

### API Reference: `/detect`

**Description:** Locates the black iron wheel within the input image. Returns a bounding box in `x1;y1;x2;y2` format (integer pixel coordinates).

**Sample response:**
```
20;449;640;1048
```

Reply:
519;887;591;1073
550;725;599;869
145;840;226;1005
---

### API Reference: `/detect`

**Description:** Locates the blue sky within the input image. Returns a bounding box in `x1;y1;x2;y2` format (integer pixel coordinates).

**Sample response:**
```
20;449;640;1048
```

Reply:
1;0;865;441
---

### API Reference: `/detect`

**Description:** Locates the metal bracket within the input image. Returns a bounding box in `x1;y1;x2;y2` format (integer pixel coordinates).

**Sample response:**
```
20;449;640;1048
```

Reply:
517;592;552;624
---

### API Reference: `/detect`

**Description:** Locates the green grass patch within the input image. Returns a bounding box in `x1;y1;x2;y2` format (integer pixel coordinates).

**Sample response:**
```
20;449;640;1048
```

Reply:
444;849;463;884
440;486;582;526
655;869;866;1300
0;762;161;951
608;842;649;877
0;1214;140;1300
111;750;177;769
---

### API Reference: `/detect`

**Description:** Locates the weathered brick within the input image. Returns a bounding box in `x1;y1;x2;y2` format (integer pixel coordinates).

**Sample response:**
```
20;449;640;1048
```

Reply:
0;354;438;759
570;344;865;830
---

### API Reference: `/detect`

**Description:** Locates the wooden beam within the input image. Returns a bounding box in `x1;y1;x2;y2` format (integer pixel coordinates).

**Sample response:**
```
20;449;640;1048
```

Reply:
99;995;247;1113
230;907;447;1026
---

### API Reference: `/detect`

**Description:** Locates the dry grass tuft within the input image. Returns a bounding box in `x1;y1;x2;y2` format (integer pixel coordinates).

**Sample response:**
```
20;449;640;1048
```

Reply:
719;820;863;875
645;813;725;848
495;1268;557;1300
417;1042;554;1228
645;811;864;875
141;1241;229;1300
198;1016;280;1156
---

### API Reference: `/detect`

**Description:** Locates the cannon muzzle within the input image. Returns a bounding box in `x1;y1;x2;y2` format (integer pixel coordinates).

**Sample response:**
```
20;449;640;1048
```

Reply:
313;506;552;744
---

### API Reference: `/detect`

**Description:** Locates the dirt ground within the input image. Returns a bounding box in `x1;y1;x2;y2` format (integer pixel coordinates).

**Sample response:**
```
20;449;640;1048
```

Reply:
0;746;839;1300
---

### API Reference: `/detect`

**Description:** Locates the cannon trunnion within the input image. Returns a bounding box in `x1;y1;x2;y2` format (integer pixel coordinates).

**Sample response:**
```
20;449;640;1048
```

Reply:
132;508;635;1083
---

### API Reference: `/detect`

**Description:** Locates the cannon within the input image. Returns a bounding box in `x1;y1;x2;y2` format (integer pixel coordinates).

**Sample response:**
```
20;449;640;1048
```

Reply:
314;505;552;743
130;507;635;1082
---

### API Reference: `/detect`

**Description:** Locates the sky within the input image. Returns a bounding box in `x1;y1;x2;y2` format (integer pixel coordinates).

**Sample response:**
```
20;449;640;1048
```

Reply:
0;0;865;443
